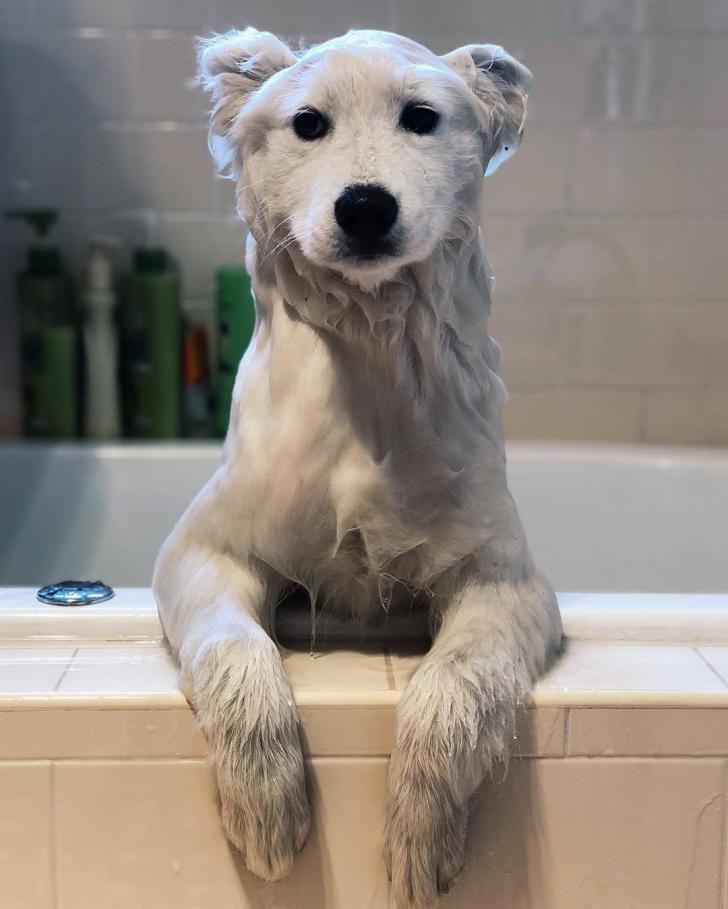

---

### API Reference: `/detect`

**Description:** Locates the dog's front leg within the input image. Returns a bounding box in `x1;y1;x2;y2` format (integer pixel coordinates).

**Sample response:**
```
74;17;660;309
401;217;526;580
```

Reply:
384;571;561;908
155;547;310;881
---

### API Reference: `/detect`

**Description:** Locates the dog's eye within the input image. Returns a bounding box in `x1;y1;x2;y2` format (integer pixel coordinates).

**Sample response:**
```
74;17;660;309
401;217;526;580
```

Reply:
292;108;330;141
400;103;440;135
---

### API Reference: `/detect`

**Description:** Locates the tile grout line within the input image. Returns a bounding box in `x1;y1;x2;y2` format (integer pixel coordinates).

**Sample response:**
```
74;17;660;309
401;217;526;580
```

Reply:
721;759;728;909
49;761;58;909
693;646;728;689
382;649;397;692
563;708;570;757
52;648;79;693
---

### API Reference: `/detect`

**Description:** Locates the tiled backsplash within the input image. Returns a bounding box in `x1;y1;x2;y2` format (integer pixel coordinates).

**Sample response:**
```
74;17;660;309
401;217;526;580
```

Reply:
1;0;727;441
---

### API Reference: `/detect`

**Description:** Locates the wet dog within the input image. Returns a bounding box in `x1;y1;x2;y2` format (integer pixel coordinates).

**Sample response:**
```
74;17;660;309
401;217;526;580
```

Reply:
154;28;562;908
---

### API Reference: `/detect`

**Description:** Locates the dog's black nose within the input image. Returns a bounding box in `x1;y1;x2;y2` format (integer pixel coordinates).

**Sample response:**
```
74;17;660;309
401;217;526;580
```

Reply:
334;184;398;244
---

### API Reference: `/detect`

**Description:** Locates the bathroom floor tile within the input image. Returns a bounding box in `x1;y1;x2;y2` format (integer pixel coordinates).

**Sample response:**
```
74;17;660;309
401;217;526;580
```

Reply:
0;646;75;696
57;644;180;698
533;642;728;705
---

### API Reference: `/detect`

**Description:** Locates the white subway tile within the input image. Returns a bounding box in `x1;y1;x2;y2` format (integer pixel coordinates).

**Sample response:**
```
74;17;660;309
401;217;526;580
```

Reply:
502;389;642;441
158;217;246;297
641;306;728;387
0;33;126;123
490;304;645;386
484;216;728;302
34;0;217;30
398;0;570;36
571;127;728;213
571;126;682;212
0;121;38;208
482;128;571;214
124;33;207;122
648;0;728;33
0;0;35;28
213;0;394;37
401;0;728;36
644;391;728;445
36;125;216;212
518;35;728;126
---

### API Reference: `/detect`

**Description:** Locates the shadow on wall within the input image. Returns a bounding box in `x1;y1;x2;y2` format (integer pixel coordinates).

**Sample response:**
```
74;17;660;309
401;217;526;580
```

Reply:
441;757;549;906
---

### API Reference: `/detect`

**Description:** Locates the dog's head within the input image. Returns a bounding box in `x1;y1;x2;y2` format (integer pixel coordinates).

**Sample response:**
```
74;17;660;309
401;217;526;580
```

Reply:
199;28;531;285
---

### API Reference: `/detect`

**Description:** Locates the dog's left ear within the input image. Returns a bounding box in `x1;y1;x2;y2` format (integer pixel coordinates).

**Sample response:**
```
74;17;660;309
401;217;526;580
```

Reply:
198;27;297;175
442;44;532;175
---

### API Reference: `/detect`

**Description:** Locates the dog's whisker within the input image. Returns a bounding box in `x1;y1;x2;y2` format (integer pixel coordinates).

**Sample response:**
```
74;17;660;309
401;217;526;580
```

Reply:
260;216;296;258
261;231;296;263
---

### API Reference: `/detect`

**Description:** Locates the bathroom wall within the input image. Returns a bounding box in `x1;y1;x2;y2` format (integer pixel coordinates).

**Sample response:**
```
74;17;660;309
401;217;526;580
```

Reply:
1;0;727;442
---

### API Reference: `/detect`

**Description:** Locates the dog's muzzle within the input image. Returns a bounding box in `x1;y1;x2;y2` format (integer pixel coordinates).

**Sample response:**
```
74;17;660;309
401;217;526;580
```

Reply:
334;183;398;258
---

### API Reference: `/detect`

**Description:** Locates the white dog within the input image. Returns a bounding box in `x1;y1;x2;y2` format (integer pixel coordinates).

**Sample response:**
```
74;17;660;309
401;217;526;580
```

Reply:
154;27;562;908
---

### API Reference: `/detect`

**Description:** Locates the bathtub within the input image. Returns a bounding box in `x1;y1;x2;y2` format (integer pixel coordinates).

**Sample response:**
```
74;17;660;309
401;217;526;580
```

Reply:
2;440;728;591
2;441;728;908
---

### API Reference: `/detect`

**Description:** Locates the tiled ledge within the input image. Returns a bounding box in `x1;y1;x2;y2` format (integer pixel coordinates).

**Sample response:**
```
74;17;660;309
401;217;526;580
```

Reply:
1;639;728;709
2;587;728;761
1;639;728;761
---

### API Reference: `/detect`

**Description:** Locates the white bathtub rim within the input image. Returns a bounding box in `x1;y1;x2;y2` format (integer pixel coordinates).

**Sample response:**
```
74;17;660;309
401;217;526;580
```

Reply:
1;587;728;645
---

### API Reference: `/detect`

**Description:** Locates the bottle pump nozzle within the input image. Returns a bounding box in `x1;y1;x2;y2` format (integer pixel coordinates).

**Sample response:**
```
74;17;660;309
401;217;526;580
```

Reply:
6;209;58;238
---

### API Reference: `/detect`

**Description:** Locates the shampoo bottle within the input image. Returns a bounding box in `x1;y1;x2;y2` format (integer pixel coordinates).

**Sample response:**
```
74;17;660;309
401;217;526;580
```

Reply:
214;266;256;437
6;209;79;438
182;322;213;437
121;232;181;438
82;236;121;438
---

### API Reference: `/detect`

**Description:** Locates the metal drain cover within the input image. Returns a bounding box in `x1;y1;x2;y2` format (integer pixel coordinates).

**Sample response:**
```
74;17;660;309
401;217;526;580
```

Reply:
37;580;115;607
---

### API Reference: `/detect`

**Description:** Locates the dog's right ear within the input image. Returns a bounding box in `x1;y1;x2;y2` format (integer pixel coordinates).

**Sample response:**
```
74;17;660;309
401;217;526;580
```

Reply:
198;27;296;175
442;43;532;176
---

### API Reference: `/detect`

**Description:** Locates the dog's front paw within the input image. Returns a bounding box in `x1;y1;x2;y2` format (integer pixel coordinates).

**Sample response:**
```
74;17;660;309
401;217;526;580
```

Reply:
217;739;310;881
192;637;311;880
384;770;467;908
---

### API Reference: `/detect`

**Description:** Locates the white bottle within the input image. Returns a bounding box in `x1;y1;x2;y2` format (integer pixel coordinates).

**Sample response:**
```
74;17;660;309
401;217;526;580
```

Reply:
83;236;121;438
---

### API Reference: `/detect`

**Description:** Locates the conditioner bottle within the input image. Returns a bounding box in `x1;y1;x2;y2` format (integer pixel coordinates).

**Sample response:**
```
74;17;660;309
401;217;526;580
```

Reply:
7;209;79;437
121;244;181;438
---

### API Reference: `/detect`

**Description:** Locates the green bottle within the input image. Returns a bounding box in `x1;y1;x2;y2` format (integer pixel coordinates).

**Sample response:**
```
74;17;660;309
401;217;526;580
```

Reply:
121;247;181;438
214;266;256;437
7;210;79;438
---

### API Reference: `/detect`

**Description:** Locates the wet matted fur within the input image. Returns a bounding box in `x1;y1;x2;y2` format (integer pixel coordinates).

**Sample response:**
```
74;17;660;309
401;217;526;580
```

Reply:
154;27;563;909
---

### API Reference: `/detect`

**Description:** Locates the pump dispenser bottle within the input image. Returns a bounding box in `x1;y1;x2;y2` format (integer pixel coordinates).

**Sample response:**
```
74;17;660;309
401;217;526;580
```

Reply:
83;236;121;438
6;209;79;437
120;210;181;437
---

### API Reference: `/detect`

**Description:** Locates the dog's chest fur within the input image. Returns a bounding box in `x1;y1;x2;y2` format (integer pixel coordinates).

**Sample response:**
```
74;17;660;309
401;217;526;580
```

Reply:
220;290;505;617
